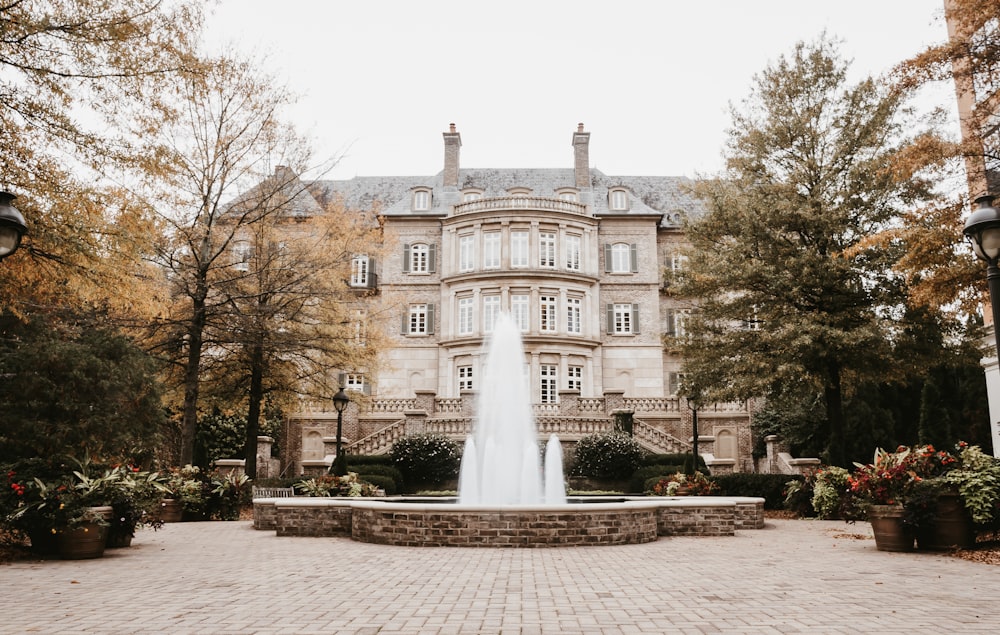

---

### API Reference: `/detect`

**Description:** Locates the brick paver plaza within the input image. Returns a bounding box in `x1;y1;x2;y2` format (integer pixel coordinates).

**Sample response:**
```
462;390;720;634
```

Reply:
1;518;999;634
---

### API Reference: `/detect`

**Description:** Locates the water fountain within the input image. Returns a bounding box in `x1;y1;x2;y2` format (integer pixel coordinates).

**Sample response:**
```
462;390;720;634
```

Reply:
253;320;765;545
458;313;566;506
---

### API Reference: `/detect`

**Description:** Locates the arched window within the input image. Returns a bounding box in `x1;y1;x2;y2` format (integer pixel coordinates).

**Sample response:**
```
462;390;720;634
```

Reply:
608;188;629;211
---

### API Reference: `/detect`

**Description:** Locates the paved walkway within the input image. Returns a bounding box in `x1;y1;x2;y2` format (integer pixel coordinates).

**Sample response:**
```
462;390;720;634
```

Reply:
1;519;998;634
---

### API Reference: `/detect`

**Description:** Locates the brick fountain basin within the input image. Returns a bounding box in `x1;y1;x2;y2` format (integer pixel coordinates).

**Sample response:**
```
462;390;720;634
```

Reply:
253;496;765;547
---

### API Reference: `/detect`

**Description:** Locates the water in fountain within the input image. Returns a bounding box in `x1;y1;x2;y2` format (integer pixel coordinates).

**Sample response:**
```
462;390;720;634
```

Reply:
458;312;566;505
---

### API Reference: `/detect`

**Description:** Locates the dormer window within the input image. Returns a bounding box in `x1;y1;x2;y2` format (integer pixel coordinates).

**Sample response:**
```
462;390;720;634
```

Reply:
609;188;629;211
462;189;483;202
556;188;579;202
507;187;532;197
412;189;431;211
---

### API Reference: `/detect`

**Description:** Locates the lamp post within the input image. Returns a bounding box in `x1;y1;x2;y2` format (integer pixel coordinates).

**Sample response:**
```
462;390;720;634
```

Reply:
963;195;1000;357
0;192;27;263
329;387;351;476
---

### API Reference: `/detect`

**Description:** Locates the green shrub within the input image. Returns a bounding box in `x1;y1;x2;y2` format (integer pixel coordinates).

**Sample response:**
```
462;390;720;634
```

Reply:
629;465;683;493
346;454;395;467
352;464;403;489
389;434;461;486
571;432;643;480
642;453;706;470
710;473;802;509
358;474;397;495
811;466;851;519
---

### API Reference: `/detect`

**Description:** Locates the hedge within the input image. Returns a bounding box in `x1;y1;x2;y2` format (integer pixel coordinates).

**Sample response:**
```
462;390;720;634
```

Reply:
629;465;684;493
641;453;707;470
358;474;398;495
709;473;804;509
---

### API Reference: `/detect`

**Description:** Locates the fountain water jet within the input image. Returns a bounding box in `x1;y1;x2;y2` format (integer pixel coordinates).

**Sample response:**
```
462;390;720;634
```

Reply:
458;312;565;505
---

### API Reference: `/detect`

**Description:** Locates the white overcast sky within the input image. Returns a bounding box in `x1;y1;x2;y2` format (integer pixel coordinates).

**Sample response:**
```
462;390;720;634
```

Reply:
204;0;954;181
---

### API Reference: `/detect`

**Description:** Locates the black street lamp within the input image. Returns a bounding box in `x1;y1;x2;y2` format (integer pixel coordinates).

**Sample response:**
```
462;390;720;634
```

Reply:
963;195;1000;356
0;192;27;263
329;387;351;476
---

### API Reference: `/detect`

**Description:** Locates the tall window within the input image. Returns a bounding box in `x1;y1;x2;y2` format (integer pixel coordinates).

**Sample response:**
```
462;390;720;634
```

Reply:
609;303;639;335
539;232;556;268
511;294;529;331
350;255;369;287
565;234;581;271
609;243;633;273
540;364;557;404
567;365;582;391
540;295;557;333
233;240;251;272
459;235;474;272
407;304;433;335
458;365;474;392
458;297;474;336
354;310;367;344
483;231;500;269
510;230;529;268
410;243;428;273
566;297;581;334
483;296;500;332
666;308;688;338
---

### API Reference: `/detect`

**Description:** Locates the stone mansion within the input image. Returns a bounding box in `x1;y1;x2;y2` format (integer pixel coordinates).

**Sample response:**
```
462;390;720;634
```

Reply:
275;124;756;477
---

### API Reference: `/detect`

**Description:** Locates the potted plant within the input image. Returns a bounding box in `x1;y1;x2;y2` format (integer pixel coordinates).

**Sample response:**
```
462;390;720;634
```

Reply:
104;467;164;547
849;444;961;552
160;465;210;521
208;471;251;521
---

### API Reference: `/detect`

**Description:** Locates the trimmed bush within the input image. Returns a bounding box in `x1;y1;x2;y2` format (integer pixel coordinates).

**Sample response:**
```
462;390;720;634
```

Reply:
389;434;461;487
351;464;403;489
710;473;803;509
629;465;683;493
642;453;707;470
358;474;397;495
346;454;395;467
572;432;643;480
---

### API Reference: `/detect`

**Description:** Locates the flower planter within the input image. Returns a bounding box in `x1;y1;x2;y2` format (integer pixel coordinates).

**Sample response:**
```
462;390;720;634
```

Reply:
868;504;914;552
916;493;975;550
158;499;183;523
27;528;59;556
57;506;113;560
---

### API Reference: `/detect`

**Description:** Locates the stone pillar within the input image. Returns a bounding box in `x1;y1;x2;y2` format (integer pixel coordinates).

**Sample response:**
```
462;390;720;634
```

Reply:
414;390;436;414
404;410;428;436
604;390;625;415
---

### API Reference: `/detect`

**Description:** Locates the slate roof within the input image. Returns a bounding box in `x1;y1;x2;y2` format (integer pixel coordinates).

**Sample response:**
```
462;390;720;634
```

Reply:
307;169;703;228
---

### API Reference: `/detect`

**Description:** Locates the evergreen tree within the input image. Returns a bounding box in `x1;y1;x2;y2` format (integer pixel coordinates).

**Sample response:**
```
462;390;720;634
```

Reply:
674;36;949;466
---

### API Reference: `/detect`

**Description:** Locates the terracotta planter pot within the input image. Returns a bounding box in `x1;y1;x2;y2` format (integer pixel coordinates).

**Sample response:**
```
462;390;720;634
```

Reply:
868;504;914;552
916;493;976;550
27;528;59;556
158;499;183;523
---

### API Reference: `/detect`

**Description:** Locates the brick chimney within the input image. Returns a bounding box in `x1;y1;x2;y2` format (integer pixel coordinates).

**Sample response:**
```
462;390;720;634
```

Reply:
443;123;462;189
572;123;591;189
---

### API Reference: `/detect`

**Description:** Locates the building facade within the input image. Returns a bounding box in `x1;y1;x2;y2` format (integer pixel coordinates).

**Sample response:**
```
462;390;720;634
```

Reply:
282;124;754;474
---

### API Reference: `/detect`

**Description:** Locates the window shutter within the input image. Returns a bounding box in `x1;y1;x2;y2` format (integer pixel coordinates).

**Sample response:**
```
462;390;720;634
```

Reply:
665;309;675;336
366;257;377;289
427;304;436;334
630;244;638;273
604;244;612;273
606;304;614;334
337;372;346;388
631;303;640;334
401;309;409;335
362;382;372;396
429;244;437;273
402;244;411;273
668;372;679;396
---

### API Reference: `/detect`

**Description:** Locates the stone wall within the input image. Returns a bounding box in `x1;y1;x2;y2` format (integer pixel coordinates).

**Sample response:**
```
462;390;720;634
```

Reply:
657;502;736;536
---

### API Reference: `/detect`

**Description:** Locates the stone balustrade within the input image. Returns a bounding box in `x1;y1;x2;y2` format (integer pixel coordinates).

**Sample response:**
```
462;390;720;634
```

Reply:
452;196;589;218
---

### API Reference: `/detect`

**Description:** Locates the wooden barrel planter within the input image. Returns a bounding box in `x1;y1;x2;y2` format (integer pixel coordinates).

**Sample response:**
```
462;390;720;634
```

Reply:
916;493;975;550
158;499;183;523
868;504;915;552
57;506;112;560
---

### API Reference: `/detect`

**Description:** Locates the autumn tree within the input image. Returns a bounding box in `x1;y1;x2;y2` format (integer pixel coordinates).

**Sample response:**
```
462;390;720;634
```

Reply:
673;37;951;467
203;174;387;476
138;54;317;465
0;0;201;318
